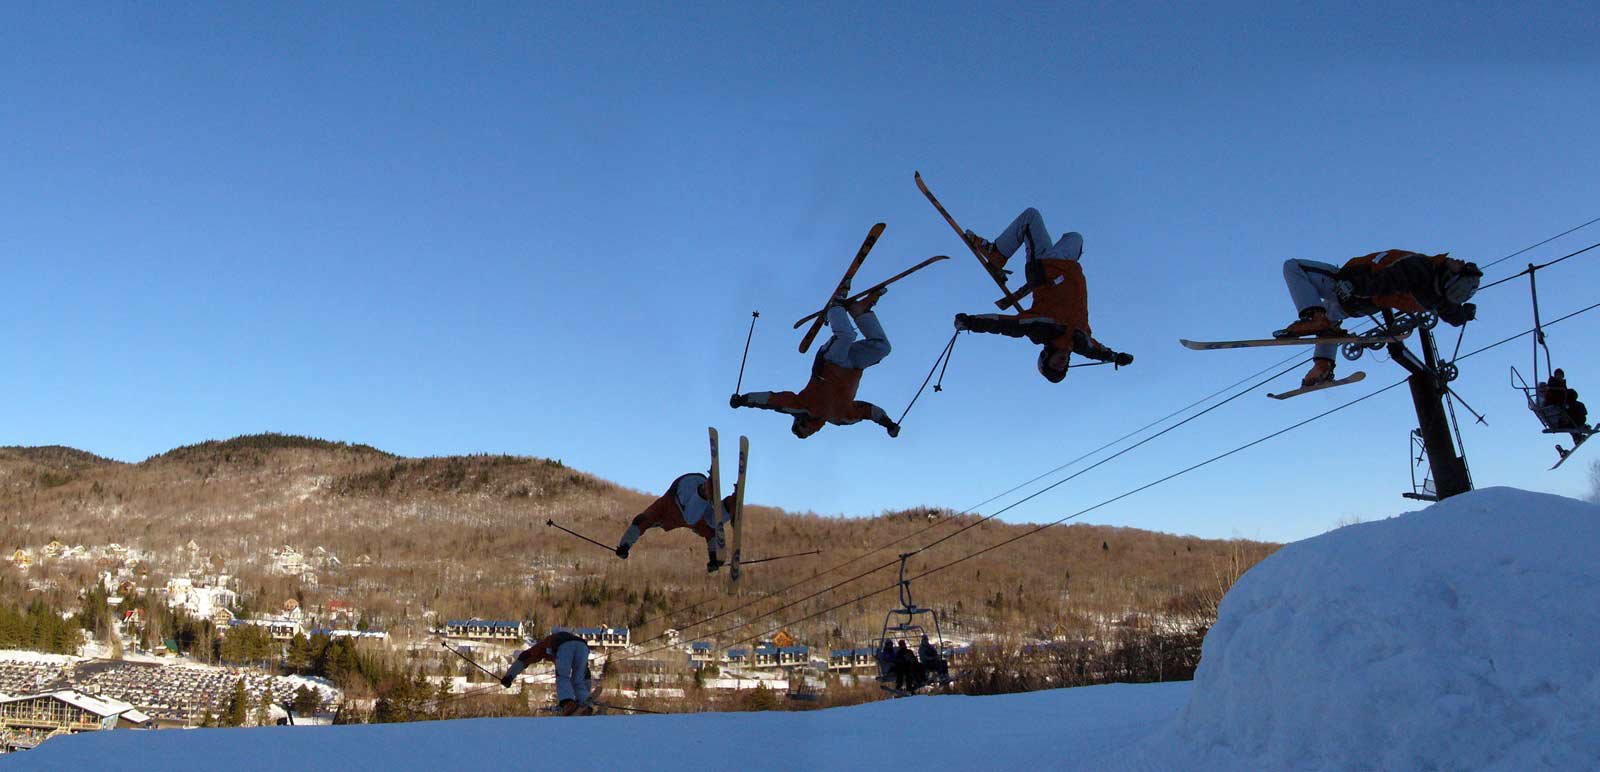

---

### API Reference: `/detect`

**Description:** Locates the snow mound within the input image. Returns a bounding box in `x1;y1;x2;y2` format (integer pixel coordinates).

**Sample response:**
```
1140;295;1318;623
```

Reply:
1164;487;1600;770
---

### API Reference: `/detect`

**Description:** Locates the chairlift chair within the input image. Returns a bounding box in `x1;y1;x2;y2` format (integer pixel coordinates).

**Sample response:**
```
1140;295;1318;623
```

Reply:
874;553;951;693
1510;265;1596;466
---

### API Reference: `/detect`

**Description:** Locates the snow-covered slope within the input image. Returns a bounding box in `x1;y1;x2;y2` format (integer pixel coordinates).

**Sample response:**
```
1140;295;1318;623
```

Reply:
1125;486;1600;770
12;487;1599;771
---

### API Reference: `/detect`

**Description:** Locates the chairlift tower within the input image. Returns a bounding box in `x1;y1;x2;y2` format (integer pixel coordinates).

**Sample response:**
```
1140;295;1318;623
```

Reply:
1386;314;1473;501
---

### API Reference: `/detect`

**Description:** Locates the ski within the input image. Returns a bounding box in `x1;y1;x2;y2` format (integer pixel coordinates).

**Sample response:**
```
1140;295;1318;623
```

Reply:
791;256;949;330
730;435;749;584
914;171;1027;312
1267;371;1366;399
1180;331;1411;351
798;223;886;354
708;428;726;566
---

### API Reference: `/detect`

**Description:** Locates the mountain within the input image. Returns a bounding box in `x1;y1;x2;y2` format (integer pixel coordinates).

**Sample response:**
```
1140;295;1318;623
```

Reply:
0;433;1275;648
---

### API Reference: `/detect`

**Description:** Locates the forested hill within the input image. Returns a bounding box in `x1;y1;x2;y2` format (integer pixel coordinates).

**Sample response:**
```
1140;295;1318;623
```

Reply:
0;433;1276;646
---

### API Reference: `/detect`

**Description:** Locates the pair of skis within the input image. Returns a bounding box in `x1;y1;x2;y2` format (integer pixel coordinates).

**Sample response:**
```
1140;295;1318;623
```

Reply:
1179;331;1413;399
793;222;948;354
708;428;748;583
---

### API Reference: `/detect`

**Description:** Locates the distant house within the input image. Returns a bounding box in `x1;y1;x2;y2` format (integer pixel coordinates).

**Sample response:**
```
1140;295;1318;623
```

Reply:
232;617;303;641
753;644;809;669
687;642;714;664
552;626;630;648
753;645;778;668
0;690;149;752
445;619;524;641
723;648;749;667
828;648;878;671
270;547;305;575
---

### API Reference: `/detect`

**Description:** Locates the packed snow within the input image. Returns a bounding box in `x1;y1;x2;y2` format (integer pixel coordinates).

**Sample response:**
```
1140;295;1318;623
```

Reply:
11;487;1598;771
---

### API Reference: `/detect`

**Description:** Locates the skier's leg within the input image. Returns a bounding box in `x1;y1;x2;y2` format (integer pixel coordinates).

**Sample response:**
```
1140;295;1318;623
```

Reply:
573;644;591;705
554;642;577;705
993;207;1052;262
822;305;860;368
844;310;891;369
1282;259;1347;360
1042;231;1084;263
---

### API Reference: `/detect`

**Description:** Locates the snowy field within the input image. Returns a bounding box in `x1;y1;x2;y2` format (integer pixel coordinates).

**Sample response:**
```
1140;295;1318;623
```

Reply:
11;487;1598;771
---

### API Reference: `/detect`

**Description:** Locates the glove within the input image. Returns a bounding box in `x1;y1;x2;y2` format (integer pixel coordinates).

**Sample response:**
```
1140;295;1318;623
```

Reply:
706;557;723;573
729;393;748;409
1438;302;1476;327
614;544;629;560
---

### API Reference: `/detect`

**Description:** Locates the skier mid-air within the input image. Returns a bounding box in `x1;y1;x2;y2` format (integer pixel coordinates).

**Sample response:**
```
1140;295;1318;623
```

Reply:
952;208;1133;383
614;472;736;573
1278;250;1482;388
500;630;593;716
732;289;901;438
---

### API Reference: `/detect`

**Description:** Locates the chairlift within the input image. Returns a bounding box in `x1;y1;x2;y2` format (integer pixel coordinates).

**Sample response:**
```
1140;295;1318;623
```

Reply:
1510;264;1595;467
873;553;952;695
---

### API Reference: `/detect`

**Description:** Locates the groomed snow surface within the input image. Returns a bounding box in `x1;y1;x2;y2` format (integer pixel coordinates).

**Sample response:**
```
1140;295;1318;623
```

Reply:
12;487;1599;771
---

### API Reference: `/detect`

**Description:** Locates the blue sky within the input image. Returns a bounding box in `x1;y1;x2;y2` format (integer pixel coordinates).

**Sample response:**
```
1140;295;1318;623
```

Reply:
4;2;1598;543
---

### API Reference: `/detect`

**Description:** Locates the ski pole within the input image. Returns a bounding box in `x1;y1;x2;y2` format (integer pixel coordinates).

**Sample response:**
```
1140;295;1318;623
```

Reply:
734;310;760;395
738;548;822;566
899;331;960;424
547;519;615;553
444;641;504;681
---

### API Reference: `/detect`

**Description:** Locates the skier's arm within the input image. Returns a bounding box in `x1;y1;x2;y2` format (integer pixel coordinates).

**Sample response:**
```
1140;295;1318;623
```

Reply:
850;401;899;435
737;391;809;416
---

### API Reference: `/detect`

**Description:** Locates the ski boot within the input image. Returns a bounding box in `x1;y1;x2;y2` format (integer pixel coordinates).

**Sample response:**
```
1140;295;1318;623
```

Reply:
558;699;582;716
849;287;886;315
963;229;1011;274
1302;357;1336;389
1275;307;1346;339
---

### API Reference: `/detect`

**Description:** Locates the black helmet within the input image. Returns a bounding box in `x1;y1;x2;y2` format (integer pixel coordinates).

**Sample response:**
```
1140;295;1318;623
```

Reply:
1037;347;1069;383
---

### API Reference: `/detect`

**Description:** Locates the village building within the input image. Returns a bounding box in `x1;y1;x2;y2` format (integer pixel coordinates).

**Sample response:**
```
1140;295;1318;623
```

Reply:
443;619;524;641
0;690;149;753
269;547;305;576
828;648;879;671
552;626;629;648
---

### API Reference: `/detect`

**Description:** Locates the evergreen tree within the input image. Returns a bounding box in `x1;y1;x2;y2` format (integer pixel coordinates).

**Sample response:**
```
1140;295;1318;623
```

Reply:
224;677;249;727
286;633;311;672
254;693;271;726
292;685;321;717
